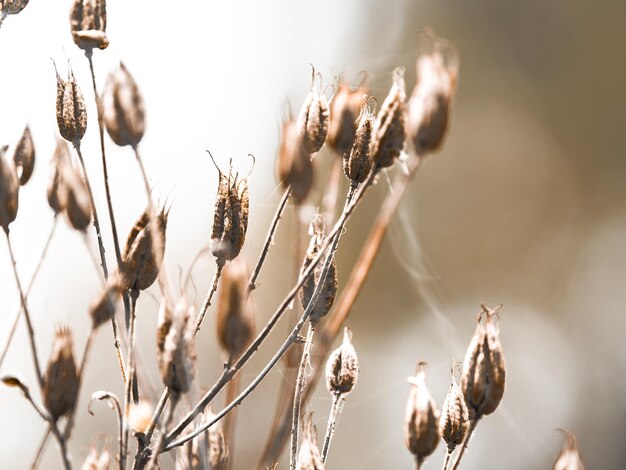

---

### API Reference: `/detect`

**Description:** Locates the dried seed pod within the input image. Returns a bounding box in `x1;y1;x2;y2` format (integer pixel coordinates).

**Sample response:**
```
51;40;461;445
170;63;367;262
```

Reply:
408;42;458;154
553;430;585;470
47;139;71;215
300;216;337;325
277;118;313;204
43;326;79;421
216;257;255;360
296;414;325;470
370;67;407;169
404;362;440;464
297;71;329;154
461;304;506;418
62;163;92;231
1;0;30;16
439;361;469;452
0;146;19;231
327;80;367;157
13;125;35;185
156;297;173;372
326;327;359;396
82;443;112;470
206;408;229;470
70;0;109;50
121;205;168;291
103;62;145;148
89;275;122;328
55;67;88;145
343;101;374;184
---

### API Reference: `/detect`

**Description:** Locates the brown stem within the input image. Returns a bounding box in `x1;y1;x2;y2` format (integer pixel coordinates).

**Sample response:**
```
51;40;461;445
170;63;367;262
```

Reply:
442;450;453;470
122;290;139;470
223;368;241;470
194;262;224;334
450;418;479;470
30;427;51;470
321;393;342;463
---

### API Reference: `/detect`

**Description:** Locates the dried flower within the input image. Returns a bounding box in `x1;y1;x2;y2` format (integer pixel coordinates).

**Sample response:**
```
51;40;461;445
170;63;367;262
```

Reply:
370;67;407;169
439;361;469;452
0;146;19;232
156;297;173;372
553;430;585;470
89;276;122;328
70;0;109;50
13;126;35;185
47;139;71;215
277;118;313;204
327;80;367;157
296;414;325;470
1;0;30;17
404;362;440;464
343;101;374;184
55;66;88;145
62;163;92;231
461;304;506;419
326;327;359;396
43;326;79;421
82;443;112;470
103;62;145;148
297;70;329;154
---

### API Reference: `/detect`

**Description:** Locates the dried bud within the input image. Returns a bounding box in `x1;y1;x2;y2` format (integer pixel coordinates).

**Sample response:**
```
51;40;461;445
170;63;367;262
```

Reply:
461;304;506;418
404;362;440;464
297;71;329;154
300;216;337;325
70;0;109;50
121;205;168;291
13;126;35;185
128;401;152;434
89;276;122;328
370;67;407;169
103;62;145;147
55;67;88;145
0;146;19;231
43;326;79;421
408;42;458;154
439;361;469;452
47;139;71;215
82;443;112;470
327;80;367;157
207;409;229;470
343;101;374;184
326;327;359;396
277;118;313;204
216;257;255;360
1;0;30;16
210;156;249;265
159;297;196;395
296;414;325;470
553;430;585;470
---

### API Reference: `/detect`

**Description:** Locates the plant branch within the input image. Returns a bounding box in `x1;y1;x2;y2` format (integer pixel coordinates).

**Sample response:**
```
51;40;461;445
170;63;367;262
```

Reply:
122;290;139;470
450;417;479;470
30;427;51;470
321;393;342;463
194;262;224;334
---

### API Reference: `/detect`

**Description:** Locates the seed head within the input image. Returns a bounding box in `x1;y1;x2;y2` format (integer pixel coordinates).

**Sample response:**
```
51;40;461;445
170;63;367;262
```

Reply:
89;275;122;329
55;66;88;145
553;430;585;470
1;0;30;16
62;163;92;231
13;125;35;186
70;0;109;50
0;146;19;232
461;304;506;419
297;69;329;154
296;414;325;470
326;327;359;396
404;362;440;463
370;67;407;169
439;361;469;452
277;118;313;204
103;62;145;148
343;100;374;184
327;79;367;157
47;139;71;215
43;326;79;421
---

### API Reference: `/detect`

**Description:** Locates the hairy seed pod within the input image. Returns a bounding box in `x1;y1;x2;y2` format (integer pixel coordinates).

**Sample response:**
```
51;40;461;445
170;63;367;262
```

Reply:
439;362;469;452
553;430;585;470
370;67;407;169
344;101;374;184
13;126;35;185
160;298;196;395
461;305;506;418
0;146;19;231
70;0;109;50
300;216;337;325
62;163;92;231
404;362;440;464
1;0;30;16
326;327;359;396
277;118;313;204
47;139;71;215
43;326;79;421
89;276;122;328
55;67;88;145
327;80;367;157
297;72;329;154
296;414;325;470
103;62;145;147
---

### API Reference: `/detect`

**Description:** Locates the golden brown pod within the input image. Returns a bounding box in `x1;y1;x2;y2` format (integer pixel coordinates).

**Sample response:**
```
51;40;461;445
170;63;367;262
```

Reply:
297;70;329;154
62;163;92;231
159;298;196;395
1;0;30;17
43;326;79;421
47;139;71;215
325;327;359;396
327;80;367;157
553;430;585;470
277;118;313;204
89;276;122;328
55;67;88;145
70;0;109;50
343;101;374;184
13;125;35;185
0;146;19;231
439;362;469;452
296;414;325;470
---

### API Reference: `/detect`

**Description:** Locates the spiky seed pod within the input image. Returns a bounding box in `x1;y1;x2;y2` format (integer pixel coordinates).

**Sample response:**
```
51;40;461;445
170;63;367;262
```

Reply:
297;73;329;154
404;362;440;464
70;0;109;50
300;216;337;325
62;163;92;231
121;205;168;291
82;444;112;470
55;67;88;145
103;62;145;148
0;146;19;232
43;326;79;421
327;81;367;157
1;0;30;16
439;363;470;452
206;409;229;470
553;430;586;470
47;139;71;215
296;414;325;470
89;276;122;328
216;257;255;360
344;102;374;184
408;47;458;154
326;327;359;396
277;118;313;204
461;305;506;418
13;126;35;185
370;67;407;169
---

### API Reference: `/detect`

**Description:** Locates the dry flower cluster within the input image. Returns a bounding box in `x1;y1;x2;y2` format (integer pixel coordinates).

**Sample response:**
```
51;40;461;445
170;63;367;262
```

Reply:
0;2;587;470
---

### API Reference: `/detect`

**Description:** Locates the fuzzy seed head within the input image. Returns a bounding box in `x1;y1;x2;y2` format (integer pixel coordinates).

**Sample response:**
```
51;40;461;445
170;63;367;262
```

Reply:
103;62;145;147
439;362;469;451
344;101;374;184
326;327;359;396
0;146;19;231
47;139;71;215
296;414;325;470
553;430;585;470
62;163;92;231
327;80;367;157
277;118;313;204
128;401;153;434
13;126;35;185
1;0;30;16
43;326;79;421
55;68;88;145
89;276;122;328
404;362;440;462
461;305;506;418
70;0;109;50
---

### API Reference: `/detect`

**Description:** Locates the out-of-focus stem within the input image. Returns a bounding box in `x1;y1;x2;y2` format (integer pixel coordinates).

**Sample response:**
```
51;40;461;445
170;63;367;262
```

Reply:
321;393;342;463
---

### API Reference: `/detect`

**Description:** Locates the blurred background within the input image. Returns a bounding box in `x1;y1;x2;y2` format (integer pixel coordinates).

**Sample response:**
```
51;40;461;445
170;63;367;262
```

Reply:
1;0;625;468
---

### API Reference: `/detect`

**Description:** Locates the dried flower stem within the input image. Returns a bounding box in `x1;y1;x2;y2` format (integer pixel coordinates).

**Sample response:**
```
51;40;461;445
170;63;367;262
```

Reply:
194;263;224;335
321;393;342;463
415;455;424;470
223;370;241;470
442;451;453;470
142;397;178;470
450;418;479;470
122;289;140;470
30;427;51;470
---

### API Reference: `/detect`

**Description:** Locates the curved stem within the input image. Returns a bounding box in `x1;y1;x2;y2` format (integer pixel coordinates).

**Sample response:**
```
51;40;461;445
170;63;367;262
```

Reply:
321;393;341;463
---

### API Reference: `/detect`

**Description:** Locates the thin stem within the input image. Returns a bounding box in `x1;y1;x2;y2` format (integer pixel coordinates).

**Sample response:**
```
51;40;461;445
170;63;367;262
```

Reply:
143;397;178;470
415;455;424;470
30;427;51;470
442;450;453;470
321;393;342;463
223;368;241;470
49;423;72;470
122;290;139;470
450;417;479;470
289;323;315;469
194;262;224;334
0;216;58;370
145;389;171;445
